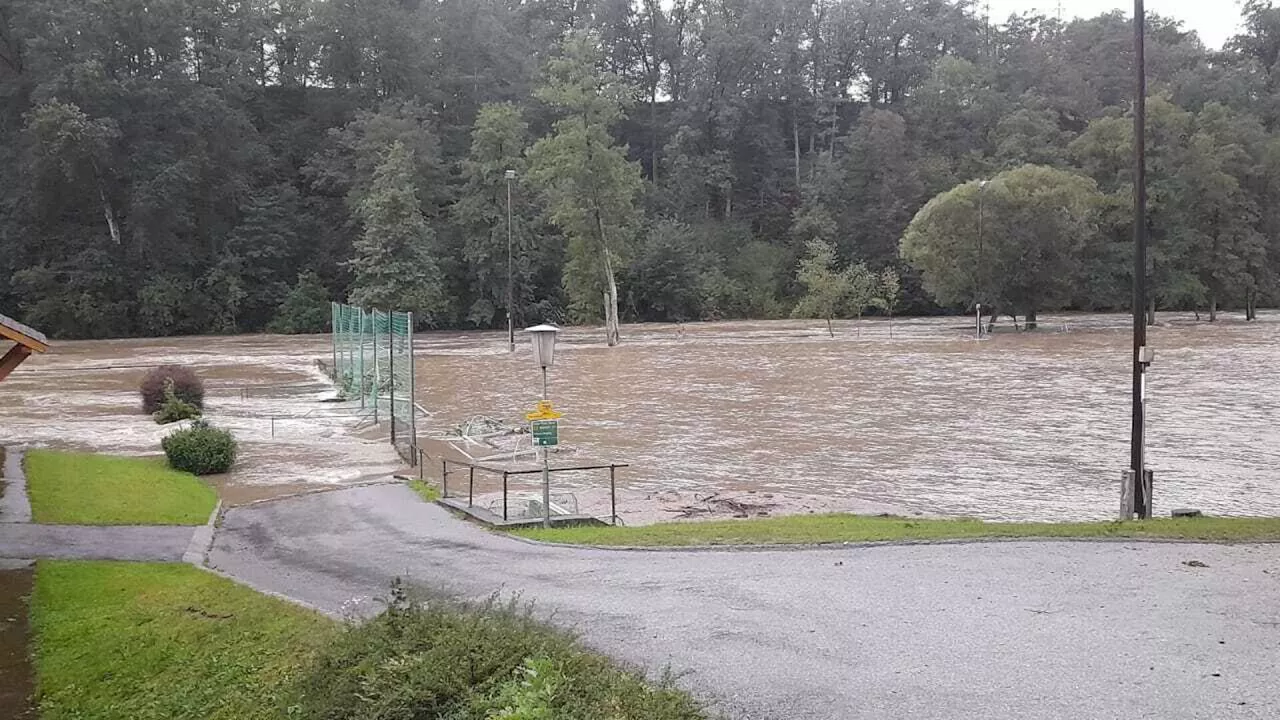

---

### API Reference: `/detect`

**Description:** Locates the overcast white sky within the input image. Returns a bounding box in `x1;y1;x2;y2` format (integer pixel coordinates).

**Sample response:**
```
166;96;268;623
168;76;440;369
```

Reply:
988;0;1247;49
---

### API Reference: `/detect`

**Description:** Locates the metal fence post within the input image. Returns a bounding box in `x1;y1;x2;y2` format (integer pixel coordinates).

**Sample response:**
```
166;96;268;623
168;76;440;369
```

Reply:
503;472;509;521
441;460;448;498
371;310;380;423
407;311;417;461
468;467;475;507
610;465;618;526
388;327;396;445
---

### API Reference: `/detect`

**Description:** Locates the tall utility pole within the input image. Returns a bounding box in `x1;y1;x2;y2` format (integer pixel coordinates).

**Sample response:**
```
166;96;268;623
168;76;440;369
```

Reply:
1128;0;1152;519
506;169;516;353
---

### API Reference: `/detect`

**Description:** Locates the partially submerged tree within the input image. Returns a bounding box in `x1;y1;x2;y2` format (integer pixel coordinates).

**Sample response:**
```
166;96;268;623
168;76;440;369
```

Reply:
877;268;902;336
527;32;642;347
791;239;880;337
901;165;1104;329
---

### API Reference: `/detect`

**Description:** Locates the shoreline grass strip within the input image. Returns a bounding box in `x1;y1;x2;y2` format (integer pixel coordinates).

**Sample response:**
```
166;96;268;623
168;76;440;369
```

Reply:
510;514;1280;547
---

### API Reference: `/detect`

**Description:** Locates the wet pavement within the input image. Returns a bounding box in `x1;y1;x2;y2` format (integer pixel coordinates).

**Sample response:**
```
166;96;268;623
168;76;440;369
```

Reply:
0;562;35;720
209;484;1280;720
0;524;196;561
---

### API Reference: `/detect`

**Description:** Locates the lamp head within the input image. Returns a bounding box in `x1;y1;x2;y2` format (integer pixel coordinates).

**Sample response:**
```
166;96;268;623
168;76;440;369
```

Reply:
525;324;560;369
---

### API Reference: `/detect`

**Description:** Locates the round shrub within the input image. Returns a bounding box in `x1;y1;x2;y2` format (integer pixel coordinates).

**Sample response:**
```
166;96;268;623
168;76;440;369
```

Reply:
141;365;205;415
153;380;203;425
162;420;236;475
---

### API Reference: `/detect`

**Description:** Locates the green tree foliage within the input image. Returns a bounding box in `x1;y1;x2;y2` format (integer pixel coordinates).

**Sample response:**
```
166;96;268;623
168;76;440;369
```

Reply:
527;32;643;345
452;103;556;328
269;271;332;334
791;239;879;337
348;142;448;324
5;0;1280;339
902;165;1105;328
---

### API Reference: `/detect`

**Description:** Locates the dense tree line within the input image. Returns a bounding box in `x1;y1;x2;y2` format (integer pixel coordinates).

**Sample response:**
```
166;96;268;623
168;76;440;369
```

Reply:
5;0;1280;339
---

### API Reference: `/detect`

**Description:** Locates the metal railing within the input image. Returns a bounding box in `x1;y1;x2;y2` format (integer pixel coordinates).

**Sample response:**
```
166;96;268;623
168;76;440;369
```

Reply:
429;452;628;526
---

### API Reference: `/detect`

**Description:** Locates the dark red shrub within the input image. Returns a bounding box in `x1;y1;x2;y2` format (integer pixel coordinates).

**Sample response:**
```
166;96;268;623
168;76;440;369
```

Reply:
140;365;205;414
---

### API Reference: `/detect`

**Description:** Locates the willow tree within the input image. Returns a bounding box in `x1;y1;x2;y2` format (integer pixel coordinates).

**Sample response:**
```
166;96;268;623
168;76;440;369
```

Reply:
528;32;642;346
901;165;1104;330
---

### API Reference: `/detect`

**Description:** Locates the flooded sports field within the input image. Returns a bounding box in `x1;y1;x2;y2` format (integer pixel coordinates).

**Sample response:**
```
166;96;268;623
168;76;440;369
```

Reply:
1;313;1278;520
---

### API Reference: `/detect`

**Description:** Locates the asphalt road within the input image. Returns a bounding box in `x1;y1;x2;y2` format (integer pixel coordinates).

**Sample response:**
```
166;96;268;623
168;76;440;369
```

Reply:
0;524;196;561
208;484;1280;720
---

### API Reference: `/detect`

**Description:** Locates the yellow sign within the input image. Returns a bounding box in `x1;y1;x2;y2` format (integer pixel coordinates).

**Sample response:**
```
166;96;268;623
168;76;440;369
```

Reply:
525;400;563;421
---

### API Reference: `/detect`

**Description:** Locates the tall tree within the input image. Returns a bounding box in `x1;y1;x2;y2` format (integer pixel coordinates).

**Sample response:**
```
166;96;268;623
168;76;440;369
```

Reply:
348;141;447;324
452;103;553;328
901;165;1104;328
528;32;642;346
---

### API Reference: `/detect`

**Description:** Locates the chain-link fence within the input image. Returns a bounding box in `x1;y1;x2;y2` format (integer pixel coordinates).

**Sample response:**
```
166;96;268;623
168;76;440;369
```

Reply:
330;302;418;464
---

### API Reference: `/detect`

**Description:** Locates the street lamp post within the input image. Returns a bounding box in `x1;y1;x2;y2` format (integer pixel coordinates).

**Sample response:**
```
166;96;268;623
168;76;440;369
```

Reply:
526;324;560;528
506;170;516;353
1127;0;1153;519
977;179;989;337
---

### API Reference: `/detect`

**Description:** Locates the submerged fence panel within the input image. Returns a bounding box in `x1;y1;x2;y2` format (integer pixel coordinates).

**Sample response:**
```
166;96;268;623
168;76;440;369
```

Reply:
329;302;418;464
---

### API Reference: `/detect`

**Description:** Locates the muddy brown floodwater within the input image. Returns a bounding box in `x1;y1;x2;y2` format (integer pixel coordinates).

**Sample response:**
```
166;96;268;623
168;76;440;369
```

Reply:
1;313;1278;520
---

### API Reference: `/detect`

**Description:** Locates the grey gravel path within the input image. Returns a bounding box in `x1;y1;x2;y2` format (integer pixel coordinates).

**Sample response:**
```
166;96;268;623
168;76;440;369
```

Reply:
208;484;1280;720
0;524;196;561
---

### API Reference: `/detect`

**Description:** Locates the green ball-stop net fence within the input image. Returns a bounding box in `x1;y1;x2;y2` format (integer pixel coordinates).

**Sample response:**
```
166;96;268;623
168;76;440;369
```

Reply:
329;302;418;464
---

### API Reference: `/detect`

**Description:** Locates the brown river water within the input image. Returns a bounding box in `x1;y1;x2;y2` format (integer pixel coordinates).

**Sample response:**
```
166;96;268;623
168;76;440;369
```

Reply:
1;313;1277;520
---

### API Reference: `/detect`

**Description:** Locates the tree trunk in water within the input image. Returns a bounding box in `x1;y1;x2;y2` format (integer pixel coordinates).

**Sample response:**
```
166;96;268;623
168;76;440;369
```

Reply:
603;249;620;347
986;305;998;334
593;207;621;347
1247;291;1257;321
1025;309;1037;331
1147;297;1156;327
826;317;833;338
1209;296;1217;322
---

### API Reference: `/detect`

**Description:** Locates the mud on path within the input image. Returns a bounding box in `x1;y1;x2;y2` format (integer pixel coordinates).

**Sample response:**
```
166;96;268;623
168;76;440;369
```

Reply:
0;563;35;720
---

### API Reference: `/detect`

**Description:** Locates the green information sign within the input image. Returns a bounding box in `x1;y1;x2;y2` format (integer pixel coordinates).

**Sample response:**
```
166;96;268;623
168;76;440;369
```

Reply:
531;419;559;447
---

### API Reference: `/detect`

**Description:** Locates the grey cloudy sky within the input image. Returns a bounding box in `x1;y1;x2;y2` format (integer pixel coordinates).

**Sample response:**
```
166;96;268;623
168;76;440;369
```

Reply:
988;0;1246;49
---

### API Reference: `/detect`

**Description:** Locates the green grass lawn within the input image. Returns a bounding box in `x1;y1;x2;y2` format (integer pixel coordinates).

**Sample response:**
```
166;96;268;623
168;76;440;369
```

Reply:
25;450;217;525
31;561;336;720
512;513;1280;547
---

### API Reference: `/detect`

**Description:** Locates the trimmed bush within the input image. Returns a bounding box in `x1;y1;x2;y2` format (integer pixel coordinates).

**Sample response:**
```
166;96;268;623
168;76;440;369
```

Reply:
161;421;236;476
152;380;203;425
288;584;704;720
140;365;204;415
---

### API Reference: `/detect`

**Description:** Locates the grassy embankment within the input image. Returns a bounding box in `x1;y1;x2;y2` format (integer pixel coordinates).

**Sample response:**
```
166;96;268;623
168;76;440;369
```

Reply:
32;562;705;720
511;514;1280;547
31;561;333;720
25;450;216;525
